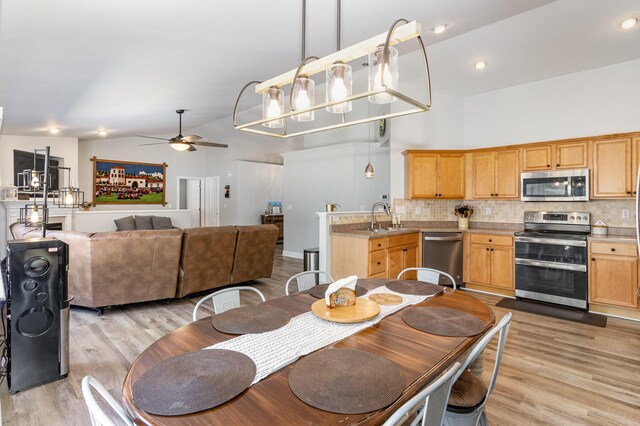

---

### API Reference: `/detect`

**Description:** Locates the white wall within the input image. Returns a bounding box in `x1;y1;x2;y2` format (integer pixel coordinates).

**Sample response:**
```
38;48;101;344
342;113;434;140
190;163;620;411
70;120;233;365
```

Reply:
235;160;283;225
464;59;640;148
282;142;390;257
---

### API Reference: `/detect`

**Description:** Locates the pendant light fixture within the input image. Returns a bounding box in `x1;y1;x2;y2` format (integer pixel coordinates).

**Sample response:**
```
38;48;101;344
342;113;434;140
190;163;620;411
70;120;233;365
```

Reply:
233;1;432;139
365;144;374;179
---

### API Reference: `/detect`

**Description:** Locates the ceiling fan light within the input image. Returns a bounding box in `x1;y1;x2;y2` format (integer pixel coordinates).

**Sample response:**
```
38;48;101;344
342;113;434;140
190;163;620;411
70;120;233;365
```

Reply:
171;141;191;151
368;45;398;104
326;62;352;114
291;76;315;122
262;86;284;128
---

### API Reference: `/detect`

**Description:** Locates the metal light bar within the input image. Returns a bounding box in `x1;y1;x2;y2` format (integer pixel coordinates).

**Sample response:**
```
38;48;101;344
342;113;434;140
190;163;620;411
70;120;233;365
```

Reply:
255;20;421;93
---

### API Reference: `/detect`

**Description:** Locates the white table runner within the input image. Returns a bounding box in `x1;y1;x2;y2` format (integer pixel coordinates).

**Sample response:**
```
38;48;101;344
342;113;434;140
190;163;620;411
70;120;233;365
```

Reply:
206;286;434;385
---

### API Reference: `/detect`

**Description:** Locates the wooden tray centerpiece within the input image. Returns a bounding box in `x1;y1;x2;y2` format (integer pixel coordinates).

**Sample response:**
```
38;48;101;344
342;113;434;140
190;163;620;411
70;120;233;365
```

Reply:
311;275;380;323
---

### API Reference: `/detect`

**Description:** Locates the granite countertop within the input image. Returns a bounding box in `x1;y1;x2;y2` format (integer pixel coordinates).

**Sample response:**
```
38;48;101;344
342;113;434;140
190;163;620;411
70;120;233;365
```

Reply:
331;221;521;239
587;234;637;243
331;228;420;239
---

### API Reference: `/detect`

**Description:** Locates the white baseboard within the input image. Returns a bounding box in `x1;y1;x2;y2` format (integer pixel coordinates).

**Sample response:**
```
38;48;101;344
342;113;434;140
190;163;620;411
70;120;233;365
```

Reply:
283;250;304;259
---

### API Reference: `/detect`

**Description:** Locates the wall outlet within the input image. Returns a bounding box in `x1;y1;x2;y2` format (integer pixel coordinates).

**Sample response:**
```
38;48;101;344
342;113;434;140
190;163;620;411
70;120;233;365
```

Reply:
622;209;630;219
381;194;389;200
415;206;422;214
396;206;406;214
286;204;293;211
485;207;491;215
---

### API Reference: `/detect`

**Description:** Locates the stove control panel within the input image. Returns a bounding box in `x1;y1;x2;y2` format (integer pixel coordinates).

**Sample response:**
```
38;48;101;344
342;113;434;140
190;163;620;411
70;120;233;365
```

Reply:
524;211;590;225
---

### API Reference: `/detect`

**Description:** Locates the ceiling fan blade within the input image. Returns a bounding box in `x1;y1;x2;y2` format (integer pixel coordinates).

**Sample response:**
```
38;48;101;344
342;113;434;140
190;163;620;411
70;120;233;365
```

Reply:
187;145;197;152
182;135;203;142
193;141;228;148
139;142;168;146
136;135;170;141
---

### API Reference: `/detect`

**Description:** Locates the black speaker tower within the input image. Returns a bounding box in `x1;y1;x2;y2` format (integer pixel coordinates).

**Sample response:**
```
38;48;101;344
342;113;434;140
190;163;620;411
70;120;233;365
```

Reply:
4;238;69;393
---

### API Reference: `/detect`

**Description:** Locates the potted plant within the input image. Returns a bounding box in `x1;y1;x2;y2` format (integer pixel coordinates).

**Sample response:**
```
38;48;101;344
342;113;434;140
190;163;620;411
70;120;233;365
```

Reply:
454;205;473;229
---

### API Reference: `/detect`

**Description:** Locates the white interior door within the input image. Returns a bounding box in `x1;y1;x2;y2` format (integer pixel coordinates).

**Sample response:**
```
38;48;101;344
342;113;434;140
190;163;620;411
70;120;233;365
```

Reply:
204;176;219;227
186;179;201;227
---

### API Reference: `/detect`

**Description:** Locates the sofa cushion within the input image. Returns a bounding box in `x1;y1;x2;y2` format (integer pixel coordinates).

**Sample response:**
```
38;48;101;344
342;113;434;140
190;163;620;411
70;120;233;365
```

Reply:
231;225;279;284
134;215;153;230
152;216;173;230
114;215;136;231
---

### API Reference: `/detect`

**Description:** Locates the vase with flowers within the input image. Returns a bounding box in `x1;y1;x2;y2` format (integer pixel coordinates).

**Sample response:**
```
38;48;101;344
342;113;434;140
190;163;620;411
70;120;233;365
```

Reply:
454;205;473;229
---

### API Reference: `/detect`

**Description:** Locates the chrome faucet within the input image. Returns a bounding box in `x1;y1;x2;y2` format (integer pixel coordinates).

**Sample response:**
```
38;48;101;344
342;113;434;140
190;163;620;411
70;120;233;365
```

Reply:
370;201;391;230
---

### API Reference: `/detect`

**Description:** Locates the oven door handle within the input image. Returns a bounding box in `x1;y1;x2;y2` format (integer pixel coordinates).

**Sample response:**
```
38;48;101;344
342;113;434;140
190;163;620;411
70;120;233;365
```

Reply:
515;237;586;247
515;258;587;272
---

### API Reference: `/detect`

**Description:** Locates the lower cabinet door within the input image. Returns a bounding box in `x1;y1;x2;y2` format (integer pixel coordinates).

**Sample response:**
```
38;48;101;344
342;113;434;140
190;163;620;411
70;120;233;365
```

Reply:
402;244;419;279
589;255;639;308
490;246;514;289
469;244;491;285
387;246;405;279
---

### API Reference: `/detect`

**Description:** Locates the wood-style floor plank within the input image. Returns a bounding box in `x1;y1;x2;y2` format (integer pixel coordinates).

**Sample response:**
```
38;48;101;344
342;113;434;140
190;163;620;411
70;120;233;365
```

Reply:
2;250;640;425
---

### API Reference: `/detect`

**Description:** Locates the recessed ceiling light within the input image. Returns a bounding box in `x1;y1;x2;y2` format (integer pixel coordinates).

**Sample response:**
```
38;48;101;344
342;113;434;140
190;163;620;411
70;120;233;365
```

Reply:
97;129;108;136
49;127;60;134
620;16;638;30
432;24;448;34
474;61;487;70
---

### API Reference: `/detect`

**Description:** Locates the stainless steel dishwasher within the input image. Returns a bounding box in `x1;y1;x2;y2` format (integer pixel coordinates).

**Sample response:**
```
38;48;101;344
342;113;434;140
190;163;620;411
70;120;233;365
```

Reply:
422;232;463;286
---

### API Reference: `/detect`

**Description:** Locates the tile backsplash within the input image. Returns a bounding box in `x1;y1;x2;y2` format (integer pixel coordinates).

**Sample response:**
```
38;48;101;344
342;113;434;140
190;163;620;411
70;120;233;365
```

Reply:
392;199;637;228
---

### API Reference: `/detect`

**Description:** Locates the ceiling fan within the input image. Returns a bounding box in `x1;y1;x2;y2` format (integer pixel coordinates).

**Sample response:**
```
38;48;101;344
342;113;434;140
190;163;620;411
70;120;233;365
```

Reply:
137;109;228;152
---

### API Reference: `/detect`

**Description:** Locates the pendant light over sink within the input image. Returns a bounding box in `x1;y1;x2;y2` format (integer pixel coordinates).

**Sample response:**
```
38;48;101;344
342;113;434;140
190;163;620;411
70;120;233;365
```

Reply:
232;0;432;139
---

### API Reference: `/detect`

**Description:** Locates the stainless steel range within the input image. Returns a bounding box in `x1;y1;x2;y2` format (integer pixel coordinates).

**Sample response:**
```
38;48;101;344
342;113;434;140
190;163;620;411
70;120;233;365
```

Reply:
514;211;590;309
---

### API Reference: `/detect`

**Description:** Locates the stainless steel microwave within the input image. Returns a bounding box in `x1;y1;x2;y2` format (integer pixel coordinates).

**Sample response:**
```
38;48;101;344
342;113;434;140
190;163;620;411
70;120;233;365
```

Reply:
521;169;589;201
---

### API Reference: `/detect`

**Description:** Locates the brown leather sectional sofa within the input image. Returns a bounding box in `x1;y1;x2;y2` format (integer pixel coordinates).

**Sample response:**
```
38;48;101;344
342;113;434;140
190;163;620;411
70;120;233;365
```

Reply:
9;223;279;309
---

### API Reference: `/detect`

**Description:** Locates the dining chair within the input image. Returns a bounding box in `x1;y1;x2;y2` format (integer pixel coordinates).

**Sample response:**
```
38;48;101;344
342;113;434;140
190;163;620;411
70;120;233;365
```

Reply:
444;312;513;426
383;362;462;426
397;267;457;290
81;376;135;426
285;270;334;295
192;286;266;322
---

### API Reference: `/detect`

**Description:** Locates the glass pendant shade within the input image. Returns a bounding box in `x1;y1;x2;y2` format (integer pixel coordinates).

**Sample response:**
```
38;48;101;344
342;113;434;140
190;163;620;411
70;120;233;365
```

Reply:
291;76;315;122
262;86;285;128
364;162;375;178
19;203;48;226
326;62;352;113
368;45;398;104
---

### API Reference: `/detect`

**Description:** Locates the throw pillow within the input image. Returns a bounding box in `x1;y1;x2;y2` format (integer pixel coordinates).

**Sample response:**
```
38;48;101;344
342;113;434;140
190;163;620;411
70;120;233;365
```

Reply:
152;216;173;230
134;215;154;230
114;216;136;231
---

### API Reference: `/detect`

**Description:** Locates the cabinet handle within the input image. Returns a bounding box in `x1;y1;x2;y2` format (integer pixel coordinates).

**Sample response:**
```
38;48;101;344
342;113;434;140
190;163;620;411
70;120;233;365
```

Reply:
377;262;381;265
591;257;596;261
486;248;490;251
490;193;494;197
488;239;492;242
490;248;494;251
495;193;499;196
611;248;616;252
547;164;551;168
377;243;382;247
556;163;560;167
626;191;632;195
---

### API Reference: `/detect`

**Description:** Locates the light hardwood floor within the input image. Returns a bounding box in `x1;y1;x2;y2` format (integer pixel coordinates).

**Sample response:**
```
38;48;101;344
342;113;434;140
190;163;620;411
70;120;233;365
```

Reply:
2;248;640;425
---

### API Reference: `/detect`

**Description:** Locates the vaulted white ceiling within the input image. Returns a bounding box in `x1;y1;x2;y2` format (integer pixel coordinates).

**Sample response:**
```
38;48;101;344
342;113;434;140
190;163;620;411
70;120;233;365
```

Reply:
0;0;637;140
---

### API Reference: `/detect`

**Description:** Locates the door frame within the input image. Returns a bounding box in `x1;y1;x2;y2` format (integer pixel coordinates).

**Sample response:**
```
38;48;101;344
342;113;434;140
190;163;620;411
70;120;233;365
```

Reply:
176;176;205;227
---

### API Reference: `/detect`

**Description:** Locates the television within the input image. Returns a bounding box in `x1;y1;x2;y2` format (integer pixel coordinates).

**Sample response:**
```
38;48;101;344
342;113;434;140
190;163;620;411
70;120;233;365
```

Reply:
13;149;59;191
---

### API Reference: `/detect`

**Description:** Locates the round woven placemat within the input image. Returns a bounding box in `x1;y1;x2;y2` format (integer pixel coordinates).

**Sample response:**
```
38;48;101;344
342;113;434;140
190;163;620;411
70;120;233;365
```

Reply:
368;293;403;305
386;280;444;296
132;349;256;416
402;307;486;337
212;305;292;335
308;284;368;299
288;348;404;414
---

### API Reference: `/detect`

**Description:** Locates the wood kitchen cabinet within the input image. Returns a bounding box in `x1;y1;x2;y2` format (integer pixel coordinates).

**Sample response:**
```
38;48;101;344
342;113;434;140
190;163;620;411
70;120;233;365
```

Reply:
331;232;419;280
589;241;639;309
521;141;588;171
592;137;633;198
471;149;519;199
403;151;465;199
465;233;514;292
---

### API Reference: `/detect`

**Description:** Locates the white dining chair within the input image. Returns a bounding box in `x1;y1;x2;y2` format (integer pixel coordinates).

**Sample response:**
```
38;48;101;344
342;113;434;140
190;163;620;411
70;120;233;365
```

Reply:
81;376;134;426
192;286;266;322
444;312;513;426
383;362;462;426
397;267;457;290
285;270;334;295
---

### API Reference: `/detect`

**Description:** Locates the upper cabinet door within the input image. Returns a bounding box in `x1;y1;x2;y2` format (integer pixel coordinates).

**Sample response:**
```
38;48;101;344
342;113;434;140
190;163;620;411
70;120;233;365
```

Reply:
555;142;588;169
437;153;465;199
592;138;632;198
633;138;640;196
472;152;496;198
405;153;438;198
522;145;552;171
495;150;520;199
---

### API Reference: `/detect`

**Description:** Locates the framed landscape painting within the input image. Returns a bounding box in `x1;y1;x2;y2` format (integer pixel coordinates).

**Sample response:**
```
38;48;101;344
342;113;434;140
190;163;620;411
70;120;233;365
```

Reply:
91;157;167;205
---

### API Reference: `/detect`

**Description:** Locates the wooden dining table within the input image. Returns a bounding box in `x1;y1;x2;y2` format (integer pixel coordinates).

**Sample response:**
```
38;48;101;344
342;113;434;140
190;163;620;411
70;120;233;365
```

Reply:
122;279;496;425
